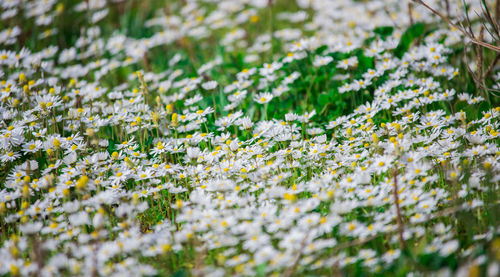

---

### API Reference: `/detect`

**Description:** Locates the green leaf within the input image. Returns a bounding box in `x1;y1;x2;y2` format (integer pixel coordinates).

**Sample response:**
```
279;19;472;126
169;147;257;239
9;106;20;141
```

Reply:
314;45;328;54
349;49;375;79
145;135;154;148
256;263;267;277
108;139;116;154
394;23;425;58
318;93;330;105
173;270;187;277
373;26;394;39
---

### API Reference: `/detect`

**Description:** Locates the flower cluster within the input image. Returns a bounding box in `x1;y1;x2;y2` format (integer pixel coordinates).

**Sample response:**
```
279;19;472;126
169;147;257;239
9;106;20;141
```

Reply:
0;0;499;276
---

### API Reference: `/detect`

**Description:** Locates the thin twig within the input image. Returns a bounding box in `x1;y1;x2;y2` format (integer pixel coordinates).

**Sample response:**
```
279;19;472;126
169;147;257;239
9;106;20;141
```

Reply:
484;52;500;78
476;9;499;42
283;232;310;277
143;53;152;72
412;0;500;52
477;27;485;97
464;42;500;97
479;0;500;39
444;0;450;18
331;201;500;253
496;0;500;24
408;2;414;26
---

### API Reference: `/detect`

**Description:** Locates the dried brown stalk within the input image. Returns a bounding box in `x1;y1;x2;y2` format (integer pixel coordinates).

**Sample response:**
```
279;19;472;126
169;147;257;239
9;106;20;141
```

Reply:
412;0;500;52
496;0;500;23
192;237;207;277
331;201;499;253
484;52;500;77
464;41;500;97
283;232;310;277
444;0;451;18
414;0;500;97
143;53;152;72
409;2;414;26
477;27;485;96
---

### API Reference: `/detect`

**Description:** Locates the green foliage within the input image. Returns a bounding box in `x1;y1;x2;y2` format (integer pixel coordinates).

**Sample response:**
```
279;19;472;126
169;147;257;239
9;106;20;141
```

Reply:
1;0;500;276
394;23;425;58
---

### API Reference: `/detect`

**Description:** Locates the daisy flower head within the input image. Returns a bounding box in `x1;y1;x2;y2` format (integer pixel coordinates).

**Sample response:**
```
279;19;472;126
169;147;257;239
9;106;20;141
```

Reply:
254;92;273;104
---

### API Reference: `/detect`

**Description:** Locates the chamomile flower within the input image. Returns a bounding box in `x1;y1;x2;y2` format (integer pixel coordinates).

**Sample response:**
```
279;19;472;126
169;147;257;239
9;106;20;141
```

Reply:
254;92;273;104
22;140;43;153
201;80;218;90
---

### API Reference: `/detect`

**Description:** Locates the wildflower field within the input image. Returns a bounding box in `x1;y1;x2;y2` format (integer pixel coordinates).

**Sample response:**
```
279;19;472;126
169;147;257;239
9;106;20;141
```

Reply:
1;0;500;275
